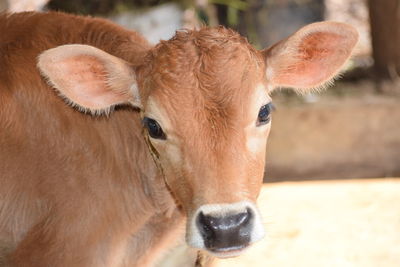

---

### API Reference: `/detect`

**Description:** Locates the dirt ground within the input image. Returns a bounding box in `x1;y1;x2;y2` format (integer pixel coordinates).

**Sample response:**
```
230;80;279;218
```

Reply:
213;179;400;267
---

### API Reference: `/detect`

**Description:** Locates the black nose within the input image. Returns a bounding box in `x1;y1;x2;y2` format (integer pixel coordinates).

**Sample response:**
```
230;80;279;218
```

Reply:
196;208;252;252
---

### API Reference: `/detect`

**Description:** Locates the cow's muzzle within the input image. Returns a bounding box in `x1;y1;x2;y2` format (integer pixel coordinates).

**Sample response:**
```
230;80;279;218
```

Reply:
197;208;252;252
187;201;265;258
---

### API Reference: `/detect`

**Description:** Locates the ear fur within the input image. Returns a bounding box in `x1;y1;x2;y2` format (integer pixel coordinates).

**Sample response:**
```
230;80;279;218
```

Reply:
37;44;141;115
263;21;359;92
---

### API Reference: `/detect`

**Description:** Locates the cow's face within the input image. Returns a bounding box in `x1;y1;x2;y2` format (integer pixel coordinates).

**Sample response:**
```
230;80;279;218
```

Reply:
38;22;358;257
137;28;270;256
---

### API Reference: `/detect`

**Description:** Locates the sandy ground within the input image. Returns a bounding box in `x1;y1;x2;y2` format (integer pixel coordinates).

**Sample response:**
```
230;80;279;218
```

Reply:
213;179;400;267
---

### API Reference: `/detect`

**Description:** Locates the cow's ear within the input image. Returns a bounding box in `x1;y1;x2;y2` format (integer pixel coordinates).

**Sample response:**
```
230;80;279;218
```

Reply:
38;44;141;115
262;22;358;92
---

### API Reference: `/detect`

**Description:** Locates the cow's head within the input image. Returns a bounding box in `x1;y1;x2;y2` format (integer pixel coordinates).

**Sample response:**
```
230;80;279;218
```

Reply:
38;22;357;257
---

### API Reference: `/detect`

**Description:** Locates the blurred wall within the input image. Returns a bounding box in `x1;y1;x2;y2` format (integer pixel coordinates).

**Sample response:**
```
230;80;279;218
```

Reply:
109;3;183;44
265;93;400;182
1;0;49;12
236;0;324;48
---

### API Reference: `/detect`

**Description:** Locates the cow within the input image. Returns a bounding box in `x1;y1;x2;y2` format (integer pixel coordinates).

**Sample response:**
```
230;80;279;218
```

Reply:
0;11;358;267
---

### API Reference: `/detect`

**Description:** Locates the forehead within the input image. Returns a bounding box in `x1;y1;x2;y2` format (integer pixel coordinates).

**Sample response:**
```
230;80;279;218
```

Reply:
145;27;265;105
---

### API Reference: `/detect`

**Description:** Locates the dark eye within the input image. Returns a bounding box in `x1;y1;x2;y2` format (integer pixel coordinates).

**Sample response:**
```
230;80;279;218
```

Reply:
257;103;273;126
143;117;166;140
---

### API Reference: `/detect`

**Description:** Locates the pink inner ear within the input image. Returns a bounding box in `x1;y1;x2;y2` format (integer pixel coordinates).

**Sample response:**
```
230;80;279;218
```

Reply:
299;32;339;61
276;32;349;88
60;55;125;109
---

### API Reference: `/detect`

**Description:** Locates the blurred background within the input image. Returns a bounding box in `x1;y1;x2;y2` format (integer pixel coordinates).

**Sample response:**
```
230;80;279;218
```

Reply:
1;0;399;266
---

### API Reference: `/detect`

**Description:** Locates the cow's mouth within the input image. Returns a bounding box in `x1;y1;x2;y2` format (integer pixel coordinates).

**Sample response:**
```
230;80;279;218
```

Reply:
207;244;249;258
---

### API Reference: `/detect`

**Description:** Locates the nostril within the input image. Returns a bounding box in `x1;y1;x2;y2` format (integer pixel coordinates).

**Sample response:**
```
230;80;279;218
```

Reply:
234;208;251;228
197;212;215;241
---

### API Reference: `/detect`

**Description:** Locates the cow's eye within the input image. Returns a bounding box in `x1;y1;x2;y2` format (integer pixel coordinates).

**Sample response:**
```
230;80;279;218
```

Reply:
256;103;272;126
143;117;166;140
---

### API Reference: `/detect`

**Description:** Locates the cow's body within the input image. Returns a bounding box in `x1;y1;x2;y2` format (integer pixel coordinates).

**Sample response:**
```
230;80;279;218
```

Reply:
0;12;179;266
0;11;358;267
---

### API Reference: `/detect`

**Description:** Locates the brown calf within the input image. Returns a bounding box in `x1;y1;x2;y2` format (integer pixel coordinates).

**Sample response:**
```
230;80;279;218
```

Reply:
0;11;358;266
